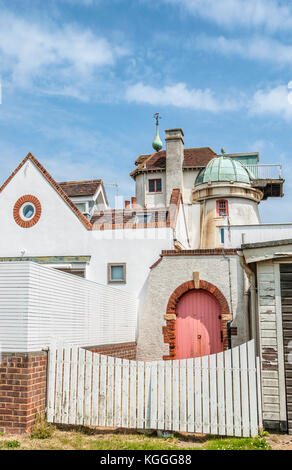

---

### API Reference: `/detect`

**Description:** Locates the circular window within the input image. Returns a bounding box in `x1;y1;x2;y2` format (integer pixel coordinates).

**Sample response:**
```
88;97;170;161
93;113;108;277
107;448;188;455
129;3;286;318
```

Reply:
21;203;35;220
13;195;41;228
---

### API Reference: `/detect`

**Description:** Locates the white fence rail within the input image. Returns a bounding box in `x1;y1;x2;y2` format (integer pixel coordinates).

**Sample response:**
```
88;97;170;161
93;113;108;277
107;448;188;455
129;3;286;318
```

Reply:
47;340;262;437
245;164;282;179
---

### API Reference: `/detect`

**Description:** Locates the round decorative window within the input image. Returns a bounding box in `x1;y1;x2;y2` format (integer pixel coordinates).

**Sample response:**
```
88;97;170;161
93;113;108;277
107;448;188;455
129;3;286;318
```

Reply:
13;195;41;228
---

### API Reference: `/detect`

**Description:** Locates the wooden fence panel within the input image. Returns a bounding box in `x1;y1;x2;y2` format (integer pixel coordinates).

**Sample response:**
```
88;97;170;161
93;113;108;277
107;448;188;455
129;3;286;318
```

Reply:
47;340;262;437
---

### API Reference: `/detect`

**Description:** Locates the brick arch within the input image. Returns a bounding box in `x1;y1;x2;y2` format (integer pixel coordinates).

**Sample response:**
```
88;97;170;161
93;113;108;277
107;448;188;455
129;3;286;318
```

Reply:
163;280;232;360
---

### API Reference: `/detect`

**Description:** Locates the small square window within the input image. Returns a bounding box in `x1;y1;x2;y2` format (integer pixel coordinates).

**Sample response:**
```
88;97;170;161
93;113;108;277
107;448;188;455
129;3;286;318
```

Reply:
149;179;162;193
108;263;126;283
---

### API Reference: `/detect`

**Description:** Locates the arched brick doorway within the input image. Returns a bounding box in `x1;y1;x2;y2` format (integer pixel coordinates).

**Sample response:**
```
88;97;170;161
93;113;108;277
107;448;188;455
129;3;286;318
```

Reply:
163;280;232;360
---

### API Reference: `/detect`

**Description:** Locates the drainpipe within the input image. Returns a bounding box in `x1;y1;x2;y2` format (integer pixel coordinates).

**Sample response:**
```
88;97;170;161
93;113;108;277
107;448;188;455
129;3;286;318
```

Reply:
238;252;259;355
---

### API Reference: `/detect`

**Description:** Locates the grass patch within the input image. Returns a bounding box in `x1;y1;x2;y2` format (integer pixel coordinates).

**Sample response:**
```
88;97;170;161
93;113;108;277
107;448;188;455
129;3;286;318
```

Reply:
0;429;270;451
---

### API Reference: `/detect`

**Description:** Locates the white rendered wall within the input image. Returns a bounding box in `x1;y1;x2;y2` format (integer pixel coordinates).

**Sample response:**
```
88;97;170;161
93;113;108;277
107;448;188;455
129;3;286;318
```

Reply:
182;169;199;204
0;262;137;352
222;223;292;248
135;172;166;208
0;160;174;299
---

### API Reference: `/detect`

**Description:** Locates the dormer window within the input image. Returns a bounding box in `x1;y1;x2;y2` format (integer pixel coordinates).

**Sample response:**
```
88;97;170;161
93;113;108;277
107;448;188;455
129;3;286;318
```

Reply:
217;200;228;217
149;179;162;193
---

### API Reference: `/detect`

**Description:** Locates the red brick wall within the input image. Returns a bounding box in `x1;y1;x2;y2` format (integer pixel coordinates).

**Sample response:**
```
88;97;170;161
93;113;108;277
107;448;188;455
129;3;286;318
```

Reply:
0;352;47;434
88;342;136;360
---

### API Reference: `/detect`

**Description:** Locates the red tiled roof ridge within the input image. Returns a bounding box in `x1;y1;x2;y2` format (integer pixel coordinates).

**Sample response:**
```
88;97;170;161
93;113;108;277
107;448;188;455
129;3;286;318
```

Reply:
0;153;92;231
58;179;102;185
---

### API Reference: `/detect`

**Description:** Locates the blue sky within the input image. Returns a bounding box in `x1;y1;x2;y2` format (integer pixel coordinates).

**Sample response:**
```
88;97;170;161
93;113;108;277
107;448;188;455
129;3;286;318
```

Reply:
0;0;292;221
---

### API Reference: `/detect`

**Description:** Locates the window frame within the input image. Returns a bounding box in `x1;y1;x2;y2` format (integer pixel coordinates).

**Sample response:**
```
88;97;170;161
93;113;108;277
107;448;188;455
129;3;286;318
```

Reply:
148;178;162;193
216;199;229;217
107;263;127;284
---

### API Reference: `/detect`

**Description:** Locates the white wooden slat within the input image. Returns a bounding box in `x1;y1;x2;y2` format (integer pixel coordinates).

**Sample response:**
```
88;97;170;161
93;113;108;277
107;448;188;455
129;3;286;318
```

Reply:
145;362;151;429
68;347;78;425
150;362;158;429
122;359;129;428
180;359;187;432
209;354;218;435
247;341;258;437
187;358;194;433
165;360;172;431
217;351;226;436
173;360;180;432
91;352;100;426
232;346;242;437
107;356;115;427
77;348;85;425
256;356;263;429
240;343;250;437
55;347;64;424
202;355;210;434
47;346;57;423
137;362;145;429
157;361;165;430
224;348;233;436
194;356;202;433
129;361;137;429
61;346;71;424
114;358;122;427
84;350;93;426
99;354;107;427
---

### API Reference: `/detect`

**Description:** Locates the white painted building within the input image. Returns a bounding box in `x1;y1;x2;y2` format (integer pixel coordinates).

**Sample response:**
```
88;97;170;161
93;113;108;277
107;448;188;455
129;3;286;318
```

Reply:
0;127;287;372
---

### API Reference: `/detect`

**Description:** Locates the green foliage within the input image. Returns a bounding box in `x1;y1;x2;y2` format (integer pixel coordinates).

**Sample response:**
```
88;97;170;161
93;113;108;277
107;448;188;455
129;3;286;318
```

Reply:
6;440;20;448
205;436;271;451
30;415;55;440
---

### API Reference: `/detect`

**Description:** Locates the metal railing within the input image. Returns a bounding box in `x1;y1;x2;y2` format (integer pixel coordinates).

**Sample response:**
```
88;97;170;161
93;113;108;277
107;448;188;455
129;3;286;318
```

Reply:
244;164;282;179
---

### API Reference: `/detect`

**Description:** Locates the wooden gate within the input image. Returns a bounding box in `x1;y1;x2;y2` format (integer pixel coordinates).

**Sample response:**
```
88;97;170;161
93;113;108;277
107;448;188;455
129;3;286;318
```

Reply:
47;340;262;437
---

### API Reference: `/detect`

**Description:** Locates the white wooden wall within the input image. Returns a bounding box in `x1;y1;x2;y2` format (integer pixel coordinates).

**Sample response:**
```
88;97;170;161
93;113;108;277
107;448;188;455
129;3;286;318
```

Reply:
0;262;137;352
47;341;262;437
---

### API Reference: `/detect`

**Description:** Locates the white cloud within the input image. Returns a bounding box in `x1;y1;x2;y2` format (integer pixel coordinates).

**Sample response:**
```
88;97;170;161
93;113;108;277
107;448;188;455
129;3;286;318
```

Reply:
126;82;240;112
161;0;292;31
249;85;292;118
194;35;292;66
126;81;292;119
0;11;128;96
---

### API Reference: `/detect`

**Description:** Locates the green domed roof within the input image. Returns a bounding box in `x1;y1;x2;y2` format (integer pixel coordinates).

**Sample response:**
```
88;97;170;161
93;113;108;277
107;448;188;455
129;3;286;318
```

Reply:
195;156;251;185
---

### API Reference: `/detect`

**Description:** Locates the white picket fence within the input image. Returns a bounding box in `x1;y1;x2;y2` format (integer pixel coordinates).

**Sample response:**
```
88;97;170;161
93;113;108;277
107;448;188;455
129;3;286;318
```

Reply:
47;340;262;437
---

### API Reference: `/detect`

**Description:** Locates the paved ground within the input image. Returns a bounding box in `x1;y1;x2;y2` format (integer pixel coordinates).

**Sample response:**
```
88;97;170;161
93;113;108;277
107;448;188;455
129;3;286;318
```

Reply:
267;434;292;450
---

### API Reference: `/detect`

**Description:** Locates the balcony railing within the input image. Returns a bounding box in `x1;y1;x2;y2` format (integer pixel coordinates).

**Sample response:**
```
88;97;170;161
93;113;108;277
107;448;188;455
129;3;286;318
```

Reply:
244;164;282;180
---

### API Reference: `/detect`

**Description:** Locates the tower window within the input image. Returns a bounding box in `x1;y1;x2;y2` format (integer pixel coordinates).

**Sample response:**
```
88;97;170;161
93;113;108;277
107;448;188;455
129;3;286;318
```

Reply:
149;179;162;193
217;200;228;217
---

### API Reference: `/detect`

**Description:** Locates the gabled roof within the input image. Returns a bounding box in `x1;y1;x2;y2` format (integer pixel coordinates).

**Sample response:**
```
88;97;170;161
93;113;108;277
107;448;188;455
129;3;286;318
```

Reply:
131;147;217;178
58;179;102;198
0;153;92;230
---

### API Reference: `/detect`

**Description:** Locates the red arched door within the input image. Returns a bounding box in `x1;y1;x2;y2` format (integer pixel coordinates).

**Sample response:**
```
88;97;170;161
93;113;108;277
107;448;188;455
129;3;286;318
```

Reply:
176;289;223;359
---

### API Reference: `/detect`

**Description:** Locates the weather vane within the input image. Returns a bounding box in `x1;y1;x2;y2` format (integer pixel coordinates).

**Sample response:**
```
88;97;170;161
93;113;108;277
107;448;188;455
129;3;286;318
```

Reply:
152;112;163;152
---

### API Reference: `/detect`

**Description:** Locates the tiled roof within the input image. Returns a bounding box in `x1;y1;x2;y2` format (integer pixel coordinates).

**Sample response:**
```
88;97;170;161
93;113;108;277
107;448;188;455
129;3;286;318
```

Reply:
91;188;182;231
131;147;217;177
58;180;102;197
0;153;92;230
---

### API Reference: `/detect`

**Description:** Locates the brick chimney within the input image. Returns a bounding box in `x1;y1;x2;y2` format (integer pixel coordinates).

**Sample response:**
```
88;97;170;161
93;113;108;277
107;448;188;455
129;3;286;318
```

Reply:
131;197;136;209
165;128;184;204
125;200;130;209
